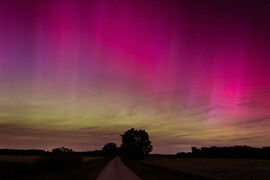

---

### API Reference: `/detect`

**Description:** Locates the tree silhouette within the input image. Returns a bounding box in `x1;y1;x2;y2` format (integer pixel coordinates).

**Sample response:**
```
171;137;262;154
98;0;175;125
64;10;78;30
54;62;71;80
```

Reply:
102;143;117;156
120;128;152;159
52;147;73;154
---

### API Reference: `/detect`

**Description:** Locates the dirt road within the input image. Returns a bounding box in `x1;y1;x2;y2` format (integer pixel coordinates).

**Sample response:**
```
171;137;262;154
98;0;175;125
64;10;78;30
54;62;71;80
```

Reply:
95;157;142;180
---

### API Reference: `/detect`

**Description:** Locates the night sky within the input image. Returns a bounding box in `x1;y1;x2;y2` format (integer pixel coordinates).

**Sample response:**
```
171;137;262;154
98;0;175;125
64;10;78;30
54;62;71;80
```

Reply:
0;0;270;153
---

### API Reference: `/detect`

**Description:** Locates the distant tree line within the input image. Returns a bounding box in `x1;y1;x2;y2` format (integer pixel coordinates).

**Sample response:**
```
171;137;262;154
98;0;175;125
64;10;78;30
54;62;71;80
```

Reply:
177;146;270;159
0;128;152;159
0;148;104;156
0;149;46;156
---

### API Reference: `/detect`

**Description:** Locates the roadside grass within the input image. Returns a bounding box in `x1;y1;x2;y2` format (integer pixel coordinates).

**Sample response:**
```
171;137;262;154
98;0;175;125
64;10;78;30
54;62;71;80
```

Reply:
0;155;110;180
85;157;113;180
83;156;101;162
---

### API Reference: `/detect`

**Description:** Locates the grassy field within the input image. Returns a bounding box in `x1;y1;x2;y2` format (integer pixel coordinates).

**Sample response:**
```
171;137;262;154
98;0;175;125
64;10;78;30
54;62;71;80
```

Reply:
123;158;212;180
124;155;270;180
0;155;41;164
0;155;109;180
0;155;101;164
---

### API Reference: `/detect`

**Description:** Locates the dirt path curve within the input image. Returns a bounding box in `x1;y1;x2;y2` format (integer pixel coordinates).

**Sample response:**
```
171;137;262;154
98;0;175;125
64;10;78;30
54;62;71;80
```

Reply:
95;156;142;180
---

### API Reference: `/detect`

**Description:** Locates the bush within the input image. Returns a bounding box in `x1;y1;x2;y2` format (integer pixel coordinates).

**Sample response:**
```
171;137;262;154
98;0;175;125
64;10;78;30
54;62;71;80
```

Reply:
103;143;117;156
35;147;82;173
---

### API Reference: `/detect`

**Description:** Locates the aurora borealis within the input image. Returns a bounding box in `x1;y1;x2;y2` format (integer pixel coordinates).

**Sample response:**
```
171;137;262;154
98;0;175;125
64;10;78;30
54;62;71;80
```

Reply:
0;0;270;153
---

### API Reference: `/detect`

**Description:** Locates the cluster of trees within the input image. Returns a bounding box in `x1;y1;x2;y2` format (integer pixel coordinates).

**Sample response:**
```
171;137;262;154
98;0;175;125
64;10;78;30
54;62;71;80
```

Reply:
177;146;270;159
102;128;153;159
120;128;152;158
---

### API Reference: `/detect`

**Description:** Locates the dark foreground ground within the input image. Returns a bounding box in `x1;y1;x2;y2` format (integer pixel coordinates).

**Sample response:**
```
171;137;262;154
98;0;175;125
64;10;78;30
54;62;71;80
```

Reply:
2;155;270;180
0;156;111;180
123;155;270;180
